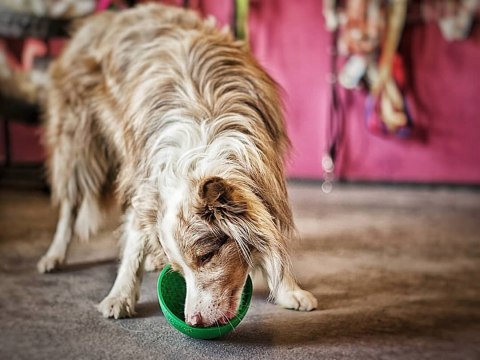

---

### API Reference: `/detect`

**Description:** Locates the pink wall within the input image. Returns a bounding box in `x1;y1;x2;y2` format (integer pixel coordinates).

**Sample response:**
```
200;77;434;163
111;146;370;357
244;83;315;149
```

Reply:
248;0;330;179
245;0;480;183
2;0;480;184
337;23;480;184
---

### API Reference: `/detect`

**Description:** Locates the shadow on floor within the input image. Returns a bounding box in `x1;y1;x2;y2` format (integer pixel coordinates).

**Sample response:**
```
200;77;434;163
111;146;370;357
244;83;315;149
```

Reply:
226;294;480;346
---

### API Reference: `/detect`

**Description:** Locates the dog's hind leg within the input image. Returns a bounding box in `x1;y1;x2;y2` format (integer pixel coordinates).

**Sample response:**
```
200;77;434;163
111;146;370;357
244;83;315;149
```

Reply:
37;199;76;273
38;155;110;273
38;152;110;273
38;95;112;272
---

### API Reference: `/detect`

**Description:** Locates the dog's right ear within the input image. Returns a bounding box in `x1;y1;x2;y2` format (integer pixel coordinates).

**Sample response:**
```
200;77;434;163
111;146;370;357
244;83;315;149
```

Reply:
196;177;248;221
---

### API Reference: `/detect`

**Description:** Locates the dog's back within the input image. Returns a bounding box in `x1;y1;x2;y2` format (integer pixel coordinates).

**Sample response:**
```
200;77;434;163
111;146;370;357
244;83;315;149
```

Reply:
46;4;289;209
46;4;213;166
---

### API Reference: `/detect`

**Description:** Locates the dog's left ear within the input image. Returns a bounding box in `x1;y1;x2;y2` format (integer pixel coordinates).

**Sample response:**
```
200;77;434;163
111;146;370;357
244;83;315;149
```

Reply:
197;177;248;221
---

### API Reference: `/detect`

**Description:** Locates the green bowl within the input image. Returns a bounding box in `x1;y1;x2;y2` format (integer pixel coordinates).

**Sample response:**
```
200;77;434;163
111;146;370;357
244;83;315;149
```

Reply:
157;264;252;339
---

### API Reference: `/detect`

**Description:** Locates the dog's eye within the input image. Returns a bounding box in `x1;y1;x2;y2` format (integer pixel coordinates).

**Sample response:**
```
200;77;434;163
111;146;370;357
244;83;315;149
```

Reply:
198;251;214;266
196;235;229;266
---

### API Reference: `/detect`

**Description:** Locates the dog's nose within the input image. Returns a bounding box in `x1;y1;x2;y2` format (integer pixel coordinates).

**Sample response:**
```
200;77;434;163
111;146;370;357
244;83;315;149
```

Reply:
187;312;203;327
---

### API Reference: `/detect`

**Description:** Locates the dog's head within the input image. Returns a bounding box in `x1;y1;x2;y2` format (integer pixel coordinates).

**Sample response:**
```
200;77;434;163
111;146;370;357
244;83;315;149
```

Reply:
158;176;260;327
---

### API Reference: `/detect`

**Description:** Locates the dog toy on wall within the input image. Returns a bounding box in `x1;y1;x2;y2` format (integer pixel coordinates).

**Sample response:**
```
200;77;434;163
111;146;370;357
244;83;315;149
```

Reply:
323;0;480;137
323;0;410;137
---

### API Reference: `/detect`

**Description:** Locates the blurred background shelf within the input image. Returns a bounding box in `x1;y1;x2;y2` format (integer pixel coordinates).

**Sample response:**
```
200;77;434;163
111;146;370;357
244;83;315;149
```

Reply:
0;7;73;38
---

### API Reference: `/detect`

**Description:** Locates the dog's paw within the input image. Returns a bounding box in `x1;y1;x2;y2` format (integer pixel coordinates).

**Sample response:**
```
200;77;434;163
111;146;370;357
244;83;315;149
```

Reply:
37;254;65;273
97;295;136;319
275;288;318;311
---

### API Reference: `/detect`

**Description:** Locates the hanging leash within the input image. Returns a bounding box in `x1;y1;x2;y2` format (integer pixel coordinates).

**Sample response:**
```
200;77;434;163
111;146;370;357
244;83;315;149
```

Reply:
323;26;346;193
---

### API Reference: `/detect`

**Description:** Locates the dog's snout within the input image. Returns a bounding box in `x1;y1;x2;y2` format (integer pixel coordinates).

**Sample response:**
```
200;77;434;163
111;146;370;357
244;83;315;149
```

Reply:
187;312;203;327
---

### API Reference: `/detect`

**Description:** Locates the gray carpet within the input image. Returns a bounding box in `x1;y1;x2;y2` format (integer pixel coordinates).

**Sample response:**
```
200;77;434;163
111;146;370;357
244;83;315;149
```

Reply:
1;184;479;360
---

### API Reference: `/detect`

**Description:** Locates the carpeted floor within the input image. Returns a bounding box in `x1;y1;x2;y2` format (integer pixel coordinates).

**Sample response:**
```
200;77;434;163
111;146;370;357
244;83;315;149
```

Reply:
0;183;479;360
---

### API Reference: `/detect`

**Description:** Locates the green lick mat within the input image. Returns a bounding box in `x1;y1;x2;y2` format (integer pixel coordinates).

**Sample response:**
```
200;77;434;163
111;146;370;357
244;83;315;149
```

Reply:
157;264;253;339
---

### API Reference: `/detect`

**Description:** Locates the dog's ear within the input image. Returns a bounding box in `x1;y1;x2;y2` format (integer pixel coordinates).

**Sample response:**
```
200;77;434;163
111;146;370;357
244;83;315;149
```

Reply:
197;177;248;221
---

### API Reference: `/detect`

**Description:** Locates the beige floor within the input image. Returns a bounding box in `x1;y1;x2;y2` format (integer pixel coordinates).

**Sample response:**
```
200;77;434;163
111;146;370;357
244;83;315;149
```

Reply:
0;183;479;359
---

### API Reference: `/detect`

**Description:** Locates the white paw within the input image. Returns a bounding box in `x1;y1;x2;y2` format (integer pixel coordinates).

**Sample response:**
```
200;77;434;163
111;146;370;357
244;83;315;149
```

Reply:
276;288;318;311
97;295;136;319
37;254;65;273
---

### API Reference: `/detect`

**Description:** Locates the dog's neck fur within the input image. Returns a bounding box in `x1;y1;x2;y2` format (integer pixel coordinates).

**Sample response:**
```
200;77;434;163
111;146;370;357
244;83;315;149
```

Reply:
112;38;294;239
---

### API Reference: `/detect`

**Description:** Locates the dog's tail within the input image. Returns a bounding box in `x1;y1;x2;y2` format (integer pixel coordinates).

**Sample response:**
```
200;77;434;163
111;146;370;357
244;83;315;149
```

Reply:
0;50;48;106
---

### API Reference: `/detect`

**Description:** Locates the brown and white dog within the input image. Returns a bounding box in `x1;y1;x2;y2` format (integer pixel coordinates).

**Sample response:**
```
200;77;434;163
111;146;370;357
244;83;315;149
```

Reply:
38;4;317;326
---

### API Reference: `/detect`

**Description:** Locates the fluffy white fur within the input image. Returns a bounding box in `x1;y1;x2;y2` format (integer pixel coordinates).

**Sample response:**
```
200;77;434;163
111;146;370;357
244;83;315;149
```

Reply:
38;4;317;326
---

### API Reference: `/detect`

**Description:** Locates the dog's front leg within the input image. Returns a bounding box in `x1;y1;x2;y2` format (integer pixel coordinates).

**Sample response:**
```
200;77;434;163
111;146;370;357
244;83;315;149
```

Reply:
261;253;318;312
98;210;146;319
274;271;318;311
